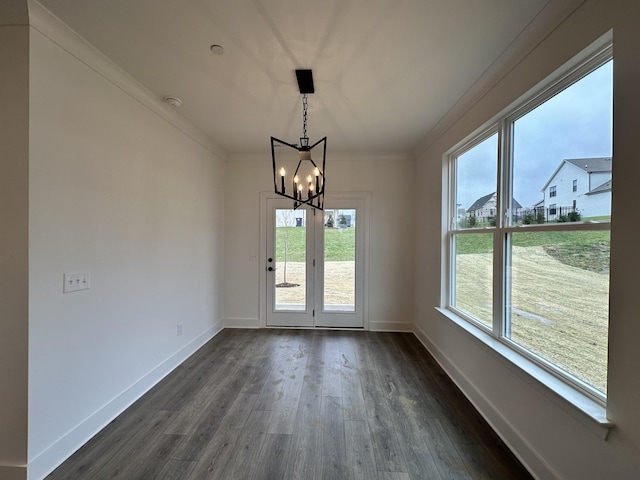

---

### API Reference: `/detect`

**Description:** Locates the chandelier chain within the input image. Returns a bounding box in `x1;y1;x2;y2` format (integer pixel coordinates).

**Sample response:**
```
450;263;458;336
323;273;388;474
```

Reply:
302;94;308;140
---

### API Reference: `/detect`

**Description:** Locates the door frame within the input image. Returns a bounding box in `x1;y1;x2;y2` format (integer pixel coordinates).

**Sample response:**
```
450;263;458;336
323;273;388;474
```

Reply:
259;191;370;329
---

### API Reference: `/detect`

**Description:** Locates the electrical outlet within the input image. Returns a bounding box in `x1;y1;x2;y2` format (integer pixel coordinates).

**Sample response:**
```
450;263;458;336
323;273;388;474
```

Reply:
177;323;183;336
63;272;90;293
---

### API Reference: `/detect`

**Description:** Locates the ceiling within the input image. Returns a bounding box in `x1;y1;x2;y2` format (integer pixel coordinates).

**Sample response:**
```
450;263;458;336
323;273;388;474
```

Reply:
36;0;573;157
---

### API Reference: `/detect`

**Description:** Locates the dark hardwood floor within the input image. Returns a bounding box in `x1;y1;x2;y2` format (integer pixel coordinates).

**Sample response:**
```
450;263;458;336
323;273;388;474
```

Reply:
46;329;532;479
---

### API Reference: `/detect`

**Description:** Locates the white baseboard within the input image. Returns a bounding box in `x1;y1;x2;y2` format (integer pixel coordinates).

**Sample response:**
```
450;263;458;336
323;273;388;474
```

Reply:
27;320;223;480
223;319;412;331
412;324;557;480
224;317;260;329
369;321;414;332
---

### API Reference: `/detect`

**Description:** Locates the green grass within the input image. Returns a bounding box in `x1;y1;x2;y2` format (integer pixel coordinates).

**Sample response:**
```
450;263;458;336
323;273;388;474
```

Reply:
455;233;494;255
323;227;356;261
276;226;355;262
276;227;306;262
456;230;610;273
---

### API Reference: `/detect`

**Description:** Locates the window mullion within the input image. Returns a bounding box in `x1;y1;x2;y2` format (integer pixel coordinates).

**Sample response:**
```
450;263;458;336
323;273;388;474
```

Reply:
492;229;503;338
499;118;514;339
447;155;456;308
493;123;507;338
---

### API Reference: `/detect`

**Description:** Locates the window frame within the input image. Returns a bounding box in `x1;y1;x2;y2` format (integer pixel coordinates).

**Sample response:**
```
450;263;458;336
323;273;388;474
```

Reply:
447;128;500;331
445;43;612;405
549;185;557;197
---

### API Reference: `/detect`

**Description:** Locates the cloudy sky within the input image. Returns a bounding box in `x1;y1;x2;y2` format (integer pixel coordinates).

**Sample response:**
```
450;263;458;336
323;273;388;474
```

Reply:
456;60;613;210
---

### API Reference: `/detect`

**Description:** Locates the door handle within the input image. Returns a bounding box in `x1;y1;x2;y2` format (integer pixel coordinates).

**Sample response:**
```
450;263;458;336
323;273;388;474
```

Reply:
268;266;274;271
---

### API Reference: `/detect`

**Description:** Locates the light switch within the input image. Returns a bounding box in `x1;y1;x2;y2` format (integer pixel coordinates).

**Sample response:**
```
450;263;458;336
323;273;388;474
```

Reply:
63;271;90;293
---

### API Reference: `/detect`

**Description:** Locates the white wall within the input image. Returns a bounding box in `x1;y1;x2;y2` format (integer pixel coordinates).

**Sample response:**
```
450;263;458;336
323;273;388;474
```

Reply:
580;191;611;218
0;5;30;480
224;153;415;331
545;163;583;208
414;0;640;478
590;170;611;190
25;7;226;479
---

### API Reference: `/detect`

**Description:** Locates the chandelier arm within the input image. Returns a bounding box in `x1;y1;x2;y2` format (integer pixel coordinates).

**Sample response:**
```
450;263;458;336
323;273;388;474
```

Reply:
307;136;327;150
271;136;300;150
270;137;279;194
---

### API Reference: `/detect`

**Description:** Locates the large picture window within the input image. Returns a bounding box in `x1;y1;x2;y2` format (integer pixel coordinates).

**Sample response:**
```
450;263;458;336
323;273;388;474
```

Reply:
447;45;612;401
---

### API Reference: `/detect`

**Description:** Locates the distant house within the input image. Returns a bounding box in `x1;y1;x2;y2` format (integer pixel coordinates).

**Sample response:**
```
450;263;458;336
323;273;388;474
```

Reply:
532;198;544;210
466;192;522;223
540;157;612;218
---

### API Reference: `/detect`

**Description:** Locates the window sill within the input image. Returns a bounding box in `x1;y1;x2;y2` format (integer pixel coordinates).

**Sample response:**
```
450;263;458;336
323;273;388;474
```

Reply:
435;307;614;440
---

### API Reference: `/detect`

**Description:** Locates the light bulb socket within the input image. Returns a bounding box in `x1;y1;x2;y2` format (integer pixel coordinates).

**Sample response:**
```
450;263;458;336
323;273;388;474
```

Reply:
299;150;312;161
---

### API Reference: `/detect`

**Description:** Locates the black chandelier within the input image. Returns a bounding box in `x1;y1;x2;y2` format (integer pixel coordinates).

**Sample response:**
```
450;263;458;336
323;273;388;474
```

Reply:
270;69;326;210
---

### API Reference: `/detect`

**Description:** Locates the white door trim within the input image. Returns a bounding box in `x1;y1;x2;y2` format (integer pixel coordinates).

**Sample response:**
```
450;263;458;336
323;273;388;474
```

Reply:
259;191;370;329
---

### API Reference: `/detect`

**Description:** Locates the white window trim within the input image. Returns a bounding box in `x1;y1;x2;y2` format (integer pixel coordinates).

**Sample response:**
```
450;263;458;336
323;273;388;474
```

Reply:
442;35;613;433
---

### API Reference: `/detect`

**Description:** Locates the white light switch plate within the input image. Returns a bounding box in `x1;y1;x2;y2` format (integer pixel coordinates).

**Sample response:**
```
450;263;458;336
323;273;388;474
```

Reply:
63;272;90;293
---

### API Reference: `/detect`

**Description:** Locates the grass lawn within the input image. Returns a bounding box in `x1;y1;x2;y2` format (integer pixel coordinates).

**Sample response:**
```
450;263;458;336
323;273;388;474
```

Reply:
276;226;355;262
455;229;610;393
456;230;610;273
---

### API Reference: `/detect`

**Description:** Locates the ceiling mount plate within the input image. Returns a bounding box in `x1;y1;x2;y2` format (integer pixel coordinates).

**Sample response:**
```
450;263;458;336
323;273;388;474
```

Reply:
295;69;314;94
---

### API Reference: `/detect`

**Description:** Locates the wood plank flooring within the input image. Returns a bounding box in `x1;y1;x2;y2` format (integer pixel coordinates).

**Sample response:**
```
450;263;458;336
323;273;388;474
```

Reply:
46;329;533;480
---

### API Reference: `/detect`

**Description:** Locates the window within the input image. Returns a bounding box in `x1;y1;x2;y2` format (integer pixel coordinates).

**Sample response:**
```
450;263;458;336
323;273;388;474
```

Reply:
453;132;498;327
447;45;612;402
573;179;578;192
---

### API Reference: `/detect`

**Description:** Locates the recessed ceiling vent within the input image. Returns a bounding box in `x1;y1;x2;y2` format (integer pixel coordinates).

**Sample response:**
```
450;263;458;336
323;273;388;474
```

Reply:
210;44;225;55
163;96;182;108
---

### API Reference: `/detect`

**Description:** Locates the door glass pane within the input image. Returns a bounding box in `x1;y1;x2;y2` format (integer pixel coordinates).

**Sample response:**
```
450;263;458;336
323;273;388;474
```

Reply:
275;209;306;311
512;60;612;225
507;231;610;394
453;233;493;327
323;209;356;311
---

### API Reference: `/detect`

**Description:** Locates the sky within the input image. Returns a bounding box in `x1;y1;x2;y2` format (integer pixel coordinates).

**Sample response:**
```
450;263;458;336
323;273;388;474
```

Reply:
456;60;613;210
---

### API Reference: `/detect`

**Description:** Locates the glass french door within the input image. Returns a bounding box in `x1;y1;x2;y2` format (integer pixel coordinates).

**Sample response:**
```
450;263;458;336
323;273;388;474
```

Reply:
266;201;315;327
265;196;366;328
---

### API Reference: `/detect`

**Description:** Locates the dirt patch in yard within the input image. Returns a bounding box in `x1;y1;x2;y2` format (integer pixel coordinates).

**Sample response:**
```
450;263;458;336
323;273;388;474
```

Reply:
274;261;355;306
